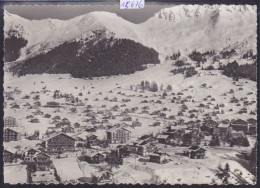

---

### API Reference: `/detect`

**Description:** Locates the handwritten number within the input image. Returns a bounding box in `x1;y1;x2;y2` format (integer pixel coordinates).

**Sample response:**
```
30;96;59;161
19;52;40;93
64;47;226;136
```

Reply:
121;0;144;9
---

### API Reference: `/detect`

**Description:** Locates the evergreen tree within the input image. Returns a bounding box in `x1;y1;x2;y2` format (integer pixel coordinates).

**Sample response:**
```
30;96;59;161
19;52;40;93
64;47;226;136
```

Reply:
222;177;229;184
150;82;158;92
160;84;164;91
144;81;150;90
166;85;173;92
209;135;220;146
224;163;230;172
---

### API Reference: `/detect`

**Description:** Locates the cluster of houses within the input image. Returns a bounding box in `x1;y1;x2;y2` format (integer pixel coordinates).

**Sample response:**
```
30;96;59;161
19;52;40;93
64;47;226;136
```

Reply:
4;148;52;171
4;115;256;157
3;85;257;183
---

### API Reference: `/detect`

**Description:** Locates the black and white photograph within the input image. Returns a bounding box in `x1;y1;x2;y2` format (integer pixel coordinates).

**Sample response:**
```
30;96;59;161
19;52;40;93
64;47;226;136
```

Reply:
2;1;257;185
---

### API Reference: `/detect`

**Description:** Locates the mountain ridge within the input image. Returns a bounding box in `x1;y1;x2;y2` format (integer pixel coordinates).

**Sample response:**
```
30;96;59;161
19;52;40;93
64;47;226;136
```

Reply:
4;4;257;71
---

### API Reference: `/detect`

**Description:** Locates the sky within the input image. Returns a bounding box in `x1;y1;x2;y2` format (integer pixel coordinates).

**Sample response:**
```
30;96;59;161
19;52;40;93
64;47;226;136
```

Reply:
4;2;174;23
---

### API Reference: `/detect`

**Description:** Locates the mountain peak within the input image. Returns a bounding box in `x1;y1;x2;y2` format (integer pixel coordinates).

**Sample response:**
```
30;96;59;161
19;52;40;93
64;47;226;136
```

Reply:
155;4;256;23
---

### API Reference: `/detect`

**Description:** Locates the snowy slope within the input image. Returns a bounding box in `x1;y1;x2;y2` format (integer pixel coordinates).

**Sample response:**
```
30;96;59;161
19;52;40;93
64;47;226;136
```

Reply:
4;10;143;61
140;5;257;56
4;4;257;63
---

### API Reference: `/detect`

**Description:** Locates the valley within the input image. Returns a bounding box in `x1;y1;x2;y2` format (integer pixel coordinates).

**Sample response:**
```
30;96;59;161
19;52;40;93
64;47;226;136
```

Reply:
3;4;257;185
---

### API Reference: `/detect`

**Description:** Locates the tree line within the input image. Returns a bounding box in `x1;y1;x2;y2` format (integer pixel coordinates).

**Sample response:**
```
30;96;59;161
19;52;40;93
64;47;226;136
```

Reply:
12;37;160;78
220;60;256;81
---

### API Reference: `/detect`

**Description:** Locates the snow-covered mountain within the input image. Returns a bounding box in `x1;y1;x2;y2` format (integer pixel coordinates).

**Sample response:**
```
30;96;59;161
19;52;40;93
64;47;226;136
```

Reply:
4;10;143;61
141;5;257;56
4;4;257;63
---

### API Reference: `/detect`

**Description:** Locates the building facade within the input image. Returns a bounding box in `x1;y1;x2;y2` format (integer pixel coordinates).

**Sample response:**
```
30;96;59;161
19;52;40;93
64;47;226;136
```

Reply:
4;128;19;142
4;117;16;127
44;133;76;153
230;119;249;133
106;127;131;144
23;148;40;163
34;153;52;171
4;150;14;163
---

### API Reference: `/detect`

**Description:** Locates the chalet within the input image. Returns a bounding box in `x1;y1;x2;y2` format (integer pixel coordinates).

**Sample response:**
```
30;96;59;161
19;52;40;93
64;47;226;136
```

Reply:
132;120;142;127
156;134;171;144
138;134;153;141
4;128;19;142
74;122;80;128
203;119;218;128
11;104;20;109
14;87;21;94
124;144;140;154
116;145;131;158
4;116;16;127
134;144;147;156
27;134;39;140
22;95;30;99
70;107;77;113
123;116;132;121
137;140;157;156
61;126;74;133
4;150;15;163
149;152;170;164
4;91;13;98
87;135;100;146
55;121;70;128
216;123;232;140
23;102;31;107
62;118;70;123
33;110;44;116
200;125;214;135
30;118;40;123
106;127;131;144
6;96;14;100
33;95;40;100
168;115;175;120
85;126;96;132
91;171;113;184
152;122;161;127
182;131;200;146
52;116;61;120
45;101;60;108
84;152;105;164
44;114;51;118
43;133;76;153
34;101;41;107
183;146;206;159
23;148;40;163
105;150;118;161
230;119;249;133
34;152;52;171
248;118;257;135
26;115;34;119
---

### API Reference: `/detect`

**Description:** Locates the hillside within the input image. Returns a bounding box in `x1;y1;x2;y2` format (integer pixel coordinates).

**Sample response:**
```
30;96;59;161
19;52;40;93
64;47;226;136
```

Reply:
4;10;143;62
10;36;160;77
141;5;257;56
4;5;257;62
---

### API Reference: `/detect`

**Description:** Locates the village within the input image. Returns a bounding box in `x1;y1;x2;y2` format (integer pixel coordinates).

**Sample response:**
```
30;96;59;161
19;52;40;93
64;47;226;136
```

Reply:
3;68;257;184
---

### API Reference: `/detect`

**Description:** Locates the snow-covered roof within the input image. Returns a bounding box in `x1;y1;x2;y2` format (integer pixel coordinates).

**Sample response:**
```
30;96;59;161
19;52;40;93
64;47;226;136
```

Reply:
84;151;104;158
106;126;131;133
231;119;248;125
91;171;112;178
218;123;230;128
157;134;169;139
44;132;76;142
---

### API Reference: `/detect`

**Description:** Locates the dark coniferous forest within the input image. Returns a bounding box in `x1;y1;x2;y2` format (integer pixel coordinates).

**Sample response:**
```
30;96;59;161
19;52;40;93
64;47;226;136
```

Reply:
4;35;27;62
220;61;257;81
10;38;160;78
